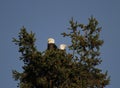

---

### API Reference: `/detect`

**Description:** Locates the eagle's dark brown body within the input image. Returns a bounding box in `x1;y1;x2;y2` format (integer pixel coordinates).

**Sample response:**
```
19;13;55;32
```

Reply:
47;43;57;50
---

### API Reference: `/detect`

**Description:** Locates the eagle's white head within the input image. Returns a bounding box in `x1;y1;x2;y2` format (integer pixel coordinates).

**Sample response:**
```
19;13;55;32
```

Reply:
59;44;67;50
48;38;55;44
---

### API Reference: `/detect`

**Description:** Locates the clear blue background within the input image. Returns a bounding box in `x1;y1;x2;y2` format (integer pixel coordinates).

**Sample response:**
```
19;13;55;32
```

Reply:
0;0;119;88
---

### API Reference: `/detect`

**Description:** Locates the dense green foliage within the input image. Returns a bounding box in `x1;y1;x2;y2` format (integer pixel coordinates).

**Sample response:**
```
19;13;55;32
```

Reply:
12;17;110;88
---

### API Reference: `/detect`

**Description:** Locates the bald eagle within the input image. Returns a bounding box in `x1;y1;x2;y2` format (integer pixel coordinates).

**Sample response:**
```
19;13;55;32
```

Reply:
59;44;67;50
47;38;57;50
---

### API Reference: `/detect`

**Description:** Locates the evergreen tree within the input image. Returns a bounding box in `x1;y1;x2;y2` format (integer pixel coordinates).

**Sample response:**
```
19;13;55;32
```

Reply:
12;17;110;88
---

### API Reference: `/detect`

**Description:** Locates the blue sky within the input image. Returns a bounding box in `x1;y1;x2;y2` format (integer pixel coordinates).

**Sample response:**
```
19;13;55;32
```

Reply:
0;0;120;88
